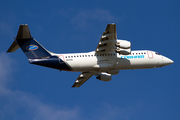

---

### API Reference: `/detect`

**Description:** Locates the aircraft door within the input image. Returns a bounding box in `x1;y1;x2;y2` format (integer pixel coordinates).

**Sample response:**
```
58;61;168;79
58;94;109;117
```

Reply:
58;55;65;64
147;51;153;59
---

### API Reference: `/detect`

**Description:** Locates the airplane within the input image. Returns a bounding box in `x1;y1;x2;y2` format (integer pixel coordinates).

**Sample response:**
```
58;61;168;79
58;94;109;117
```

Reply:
7;23;174;87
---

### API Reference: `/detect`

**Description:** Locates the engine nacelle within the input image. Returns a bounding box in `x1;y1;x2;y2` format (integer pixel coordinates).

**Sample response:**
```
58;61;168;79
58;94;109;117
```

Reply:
108;70;119;75
96;73;112;81
116;39;131;55
116;40;131;49
116;48;131;55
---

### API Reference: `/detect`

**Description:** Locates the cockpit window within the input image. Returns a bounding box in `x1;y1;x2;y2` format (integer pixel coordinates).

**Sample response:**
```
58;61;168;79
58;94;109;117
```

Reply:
155;52;160;55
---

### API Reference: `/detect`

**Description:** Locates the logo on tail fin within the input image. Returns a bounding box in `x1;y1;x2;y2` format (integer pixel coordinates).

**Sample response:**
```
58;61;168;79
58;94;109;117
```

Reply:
26;45;38;50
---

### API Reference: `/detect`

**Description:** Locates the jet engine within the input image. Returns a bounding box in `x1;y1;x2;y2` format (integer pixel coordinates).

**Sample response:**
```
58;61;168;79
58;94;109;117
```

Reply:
115;39;131;55
96;73;112;81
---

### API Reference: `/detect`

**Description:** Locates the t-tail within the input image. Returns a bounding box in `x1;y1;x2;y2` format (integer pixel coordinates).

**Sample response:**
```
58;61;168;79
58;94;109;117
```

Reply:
7;24;51;59
7;25;71;71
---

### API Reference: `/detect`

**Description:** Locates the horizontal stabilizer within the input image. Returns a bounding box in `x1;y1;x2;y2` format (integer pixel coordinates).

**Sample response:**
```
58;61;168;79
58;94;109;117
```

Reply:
7;40;19;52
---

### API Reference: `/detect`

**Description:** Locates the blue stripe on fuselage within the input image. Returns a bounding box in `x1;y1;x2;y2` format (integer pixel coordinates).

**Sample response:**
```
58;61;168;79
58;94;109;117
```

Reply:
29;56;72;71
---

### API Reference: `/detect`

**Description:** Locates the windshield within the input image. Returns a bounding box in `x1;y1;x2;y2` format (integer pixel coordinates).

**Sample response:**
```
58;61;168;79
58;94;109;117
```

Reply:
155;52;161;55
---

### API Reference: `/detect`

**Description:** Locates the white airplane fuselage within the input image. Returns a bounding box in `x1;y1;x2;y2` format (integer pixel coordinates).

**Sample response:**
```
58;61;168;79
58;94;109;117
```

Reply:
51;50;173;72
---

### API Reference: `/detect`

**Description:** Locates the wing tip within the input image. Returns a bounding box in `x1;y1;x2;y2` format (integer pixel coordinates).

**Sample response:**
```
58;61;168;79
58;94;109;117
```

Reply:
72;84;79;88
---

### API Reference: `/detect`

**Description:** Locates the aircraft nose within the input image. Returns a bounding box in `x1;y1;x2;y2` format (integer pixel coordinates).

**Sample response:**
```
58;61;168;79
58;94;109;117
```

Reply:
163;56;174;66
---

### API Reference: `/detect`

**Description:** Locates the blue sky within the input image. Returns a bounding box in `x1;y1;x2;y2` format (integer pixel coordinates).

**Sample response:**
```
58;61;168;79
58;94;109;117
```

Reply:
0;0;179;120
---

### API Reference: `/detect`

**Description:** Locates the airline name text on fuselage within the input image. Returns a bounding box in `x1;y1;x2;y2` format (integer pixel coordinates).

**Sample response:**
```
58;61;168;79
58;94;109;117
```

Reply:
121;55;144;59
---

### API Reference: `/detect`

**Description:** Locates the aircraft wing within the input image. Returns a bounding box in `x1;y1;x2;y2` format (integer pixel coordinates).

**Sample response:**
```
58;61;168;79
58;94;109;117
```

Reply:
95;23;117;53
72;72;93;87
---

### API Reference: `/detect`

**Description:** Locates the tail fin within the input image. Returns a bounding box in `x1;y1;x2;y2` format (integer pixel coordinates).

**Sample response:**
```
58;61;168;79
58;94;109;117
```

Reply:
7;25;51;59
